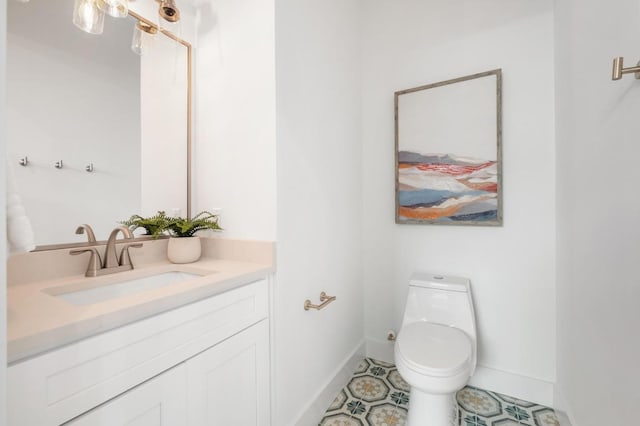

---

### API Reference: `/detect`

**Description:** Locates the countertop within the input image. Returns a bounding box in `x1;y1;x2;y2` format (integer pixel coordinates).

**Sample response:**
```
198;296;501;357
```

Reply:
6;238;275;364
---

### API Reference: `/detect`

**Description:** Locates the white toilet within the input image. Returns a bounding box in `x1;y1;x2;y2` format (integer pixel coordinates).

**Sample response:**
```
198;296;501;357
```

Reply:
394;272;477;426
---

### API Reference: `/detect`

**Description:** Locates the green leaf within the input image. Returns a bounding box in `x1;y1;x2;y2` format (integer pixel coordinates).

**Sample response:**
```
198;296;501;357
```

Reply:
121;210;223;238
119;211;171;238
165;211;222;237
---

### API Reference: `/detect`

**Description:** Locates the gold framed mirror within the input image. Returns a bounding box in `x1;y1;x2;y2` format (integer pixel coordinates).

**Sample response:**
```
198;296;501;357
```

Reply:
7;0;192;250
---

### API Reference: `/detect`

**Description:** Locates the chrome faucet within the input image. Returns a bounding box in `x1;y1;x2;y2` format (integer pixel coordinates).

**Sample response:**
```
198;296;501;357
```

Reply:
70;225;143;277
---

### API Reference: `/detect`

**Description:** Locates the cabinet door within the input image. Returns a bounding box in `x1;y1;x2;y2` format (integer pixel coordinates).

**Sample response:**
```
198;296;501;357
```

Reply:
65;365;186;426
187;319;270;426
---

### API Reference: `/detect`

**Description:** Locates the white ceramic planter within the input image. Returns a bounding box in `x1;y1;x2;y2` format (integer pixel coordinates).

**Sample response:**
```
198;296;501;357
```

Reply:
167;236;202;264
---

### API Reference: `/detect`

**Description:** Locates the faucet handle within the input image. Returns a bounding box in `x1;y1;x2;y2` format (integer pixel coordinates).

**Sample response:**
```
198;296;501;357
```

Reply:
119;242;143;267
70;248;103;277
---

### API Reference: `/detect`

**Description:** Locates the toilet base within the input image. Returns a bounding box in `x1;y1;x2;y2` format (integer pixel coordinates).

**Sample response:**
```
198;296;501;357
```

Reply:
406;388;457;426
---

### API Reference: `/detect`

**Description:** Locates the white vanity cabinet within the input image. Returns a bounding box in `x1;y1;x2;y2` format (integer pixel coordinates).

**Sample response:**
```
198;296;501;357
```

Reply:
186;319;270;425
65;364;187;426
7;279;271;426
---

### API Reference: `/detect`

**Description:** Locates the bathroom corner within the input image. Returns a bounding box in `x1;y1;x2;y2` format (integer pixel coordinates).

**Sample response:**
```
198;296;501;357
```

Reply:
362;0;556;406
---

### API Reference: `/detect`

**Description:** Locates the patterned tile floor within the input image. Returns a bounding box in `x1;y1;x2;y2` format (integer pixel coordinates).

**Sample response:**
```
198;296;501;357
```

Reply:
319;358;560;426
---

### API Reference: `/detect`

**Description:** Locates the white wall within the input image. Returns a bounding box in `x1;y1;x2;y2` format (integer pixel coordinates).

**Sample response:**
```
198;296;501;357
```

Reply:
554;0;640;424
194;0;277;241
196;0;364;423
1;0;7;423
274;1;363;424
137;0;197;220
362;0;557;386
140;32;188;217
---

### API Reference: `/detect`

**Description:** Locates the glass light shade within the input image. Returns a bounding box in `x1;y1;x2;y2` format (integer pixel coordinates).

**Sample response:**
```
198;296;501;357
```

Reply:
97;0;128;18
131;22;156;56
72;0;105;35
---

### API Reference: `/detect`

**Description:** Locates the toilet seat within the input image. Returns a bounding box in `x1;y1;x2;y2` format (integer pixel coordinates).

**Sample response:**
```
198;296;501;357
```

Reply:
396;322;472;378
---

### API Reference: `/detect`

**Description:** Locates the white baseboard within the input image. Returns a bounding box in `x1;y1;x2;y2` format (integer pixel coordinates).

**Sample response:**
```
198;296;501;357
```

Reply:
294;340;366;426
468;366;554;408
554;408;574;426
553;385;575;426
365;337;395;364
364;338;555;408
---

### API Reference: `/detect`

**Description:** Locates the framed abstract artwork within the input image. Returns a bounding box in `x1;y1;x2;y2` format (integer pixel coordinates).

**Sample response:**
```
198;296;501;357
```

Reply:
395;69;503;226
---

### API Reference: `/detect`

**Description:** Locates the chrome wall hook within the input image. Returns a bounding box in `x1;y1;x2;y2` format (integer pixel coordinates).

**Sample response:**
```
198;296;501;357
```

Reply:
54;160;63;169
85;162;94;172
612;57;640;80
18;156;28;166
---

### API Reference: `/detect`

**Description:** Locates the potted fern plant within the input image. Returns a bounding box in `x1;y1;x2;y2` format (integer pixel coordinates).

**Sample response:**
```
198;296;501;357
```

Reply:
165;211;222;263
120;211;171;237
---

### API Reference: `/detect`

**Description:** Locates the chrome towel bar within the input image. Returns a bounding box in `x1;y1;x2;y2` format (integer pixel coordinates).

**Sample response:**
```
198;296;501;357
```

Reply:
304;292;336;311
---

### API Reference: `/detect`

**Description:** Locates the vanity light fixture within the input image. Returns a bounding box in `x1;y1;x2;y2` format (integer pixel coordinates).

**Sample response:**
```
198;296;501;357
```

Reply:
612;57;640;80
131;21;158;55
73;0;181;36
97;0;128;19
157;0;180;23
72;0;105;35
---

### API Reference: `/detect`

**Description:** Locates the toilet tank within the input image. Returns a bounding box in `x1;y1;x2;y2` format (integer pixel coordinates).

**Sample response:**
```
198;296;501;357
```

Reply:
402;272;476;343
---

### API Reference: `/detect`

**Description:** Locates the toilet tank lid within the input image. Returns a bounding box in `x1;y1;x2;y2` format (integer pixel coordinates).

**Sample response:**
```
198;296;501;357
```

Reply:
409;272;470;292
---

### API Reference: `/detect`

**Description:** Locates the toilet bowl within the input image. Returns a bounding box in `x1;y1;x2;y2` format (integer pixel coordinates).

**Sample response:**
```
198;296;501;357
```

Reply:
394;272;476;426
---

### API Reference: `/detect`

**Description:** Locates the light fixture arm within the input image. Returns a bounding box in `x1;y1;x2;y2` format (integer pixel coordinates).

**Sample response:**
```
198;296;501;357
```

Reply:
612;57;640;80
137;21;158;35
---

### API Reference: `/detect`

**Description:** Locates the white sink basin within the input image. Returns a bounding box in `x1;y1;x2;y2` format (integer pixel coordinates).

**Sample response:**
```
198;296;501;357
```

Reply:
49;271;205;306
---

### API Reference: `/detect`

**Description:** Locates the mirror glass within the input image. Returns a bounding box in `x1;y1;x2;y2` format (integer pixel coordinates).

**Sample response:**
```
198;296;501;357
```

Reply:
7;0;189;247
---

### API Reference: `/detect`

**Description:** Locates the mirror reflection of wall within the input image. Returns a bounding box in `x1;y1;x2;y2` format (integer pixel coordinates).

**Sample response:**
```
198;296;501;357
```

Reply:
7;0;188;247
140;28;187;224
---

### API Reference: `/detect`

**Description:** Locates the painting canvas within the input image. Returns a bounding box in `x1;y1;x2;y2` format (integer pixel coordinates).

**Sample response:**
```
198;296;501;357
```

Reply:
395;69;502;226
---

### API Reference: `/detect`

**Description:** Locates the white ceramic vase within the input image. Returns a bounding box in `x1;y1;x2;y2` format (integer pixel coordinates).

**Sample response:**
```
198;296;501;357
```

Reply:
167;236;202;264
